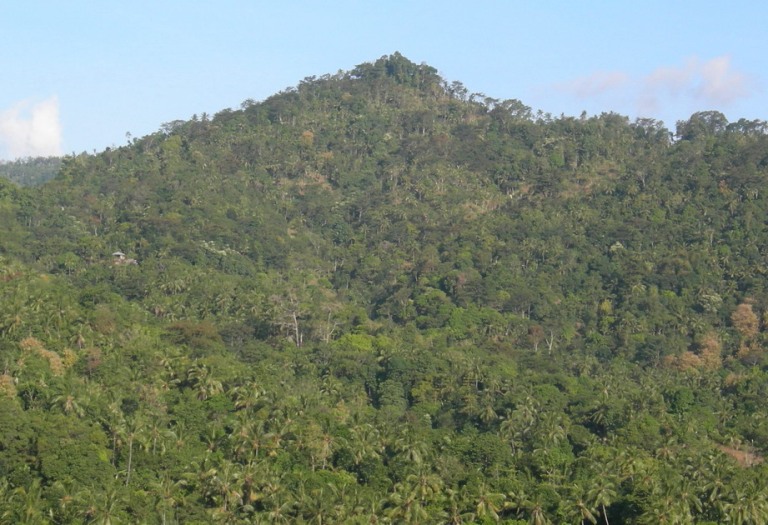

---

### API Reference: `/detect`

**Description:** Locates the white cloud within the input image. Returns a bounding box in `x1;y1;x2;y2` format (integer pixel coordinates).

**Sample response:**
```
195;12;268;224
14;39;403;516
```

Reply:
640;55;752;112
645;57;698;94
637;61;698;114
0;96;63;159
557;55;756;120
696;55;751;105
557;71;629;98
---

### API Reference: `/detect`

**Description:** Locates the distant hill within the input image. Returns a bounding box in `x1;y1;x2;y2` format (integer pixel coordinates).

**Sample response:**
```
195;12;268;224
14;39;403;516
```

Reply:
0;156;61;186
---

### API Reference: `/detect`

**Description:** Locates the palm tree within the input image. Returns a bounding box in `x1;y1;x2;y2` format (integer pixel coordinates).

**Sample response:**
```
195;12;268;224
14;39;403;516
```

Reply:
393;431;431;466
498;409;526;456
157;346;185;384
478;394;499;426
473;481;505;522
248;463;289;513
187;362;224;400
82;487;126;525
295;482;342;525
386;482;430;524
230;417;267;462
149;473;185;525
721;482;768;525
3;479;48;525
506;483;542;525
317;432;335;470
406;468;445;507
673;478;702;521
698;452;733;515
50;392;85;417
348;422;384;465
142;414;175;456
1;311;25;337
637;469;698;525
206;460;244;516
567;482;597;525
203;426;226;454
231;380;267;411
516;491;552;525
116;415;146;486
637;495;680;525
587;476;617;525
445;486;475;524
46;480;83;524
265;500;295;524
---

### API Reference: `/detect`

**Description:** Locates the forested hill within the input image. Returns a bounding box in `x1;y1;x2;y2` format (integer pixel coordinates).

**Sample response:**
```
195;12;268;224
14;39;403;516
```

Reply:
0;156;61;186
2;53;768;523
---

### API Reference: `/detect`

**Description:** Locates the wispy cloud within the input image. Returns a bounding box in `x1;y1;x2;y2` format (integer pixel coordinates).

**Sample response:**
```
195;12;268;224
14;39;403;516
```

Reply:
557;55;755;119
696;55;751;104
557;71;629;98
0;96;63;159
640;55;752;113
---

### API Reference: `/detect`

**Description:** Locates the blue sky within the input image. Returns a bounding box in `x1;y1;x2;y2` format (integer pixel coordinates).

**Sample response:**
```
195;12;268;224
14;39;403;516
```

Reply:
1;1;765;160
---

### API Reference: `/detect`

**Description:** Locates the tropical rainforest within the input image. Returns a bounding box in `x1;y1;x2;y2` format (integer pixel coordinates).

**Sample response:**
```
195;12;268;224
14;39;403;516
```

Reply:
2;53;768;524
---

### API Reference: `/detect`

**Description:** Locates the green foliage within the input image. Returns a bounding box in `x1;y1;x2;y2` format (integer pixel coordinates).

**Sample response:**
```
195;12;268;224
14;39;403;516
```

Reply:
1;53;768;522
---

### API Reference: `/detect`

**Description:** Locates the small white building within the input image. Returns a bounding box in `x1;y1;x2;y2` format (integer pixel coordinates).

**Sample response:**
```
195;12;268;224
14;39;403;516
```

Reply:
112;251;138;265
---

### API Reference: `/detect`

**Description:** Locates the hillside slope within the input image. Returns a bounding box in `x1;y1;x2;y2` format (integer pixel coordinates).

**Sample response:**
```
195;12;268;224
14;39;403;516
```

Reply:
2;53;768;523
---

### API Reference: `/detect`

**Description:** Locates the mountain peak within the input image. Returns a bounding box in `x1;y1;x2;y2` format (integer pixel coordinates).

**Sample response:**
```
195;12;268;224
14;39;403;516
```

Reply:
350;52;441;89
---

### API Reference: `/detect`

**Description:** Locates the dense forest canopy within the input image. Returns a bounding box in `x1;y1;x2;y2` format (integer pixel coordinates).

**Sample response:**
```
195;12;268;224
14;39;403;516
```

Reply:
2;52;768;523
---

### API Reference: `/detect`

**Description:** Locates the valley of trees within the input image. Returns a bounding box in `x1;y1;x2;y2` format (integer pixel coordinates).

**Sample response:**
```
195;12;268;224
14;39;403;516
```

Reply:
2;52;768;523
